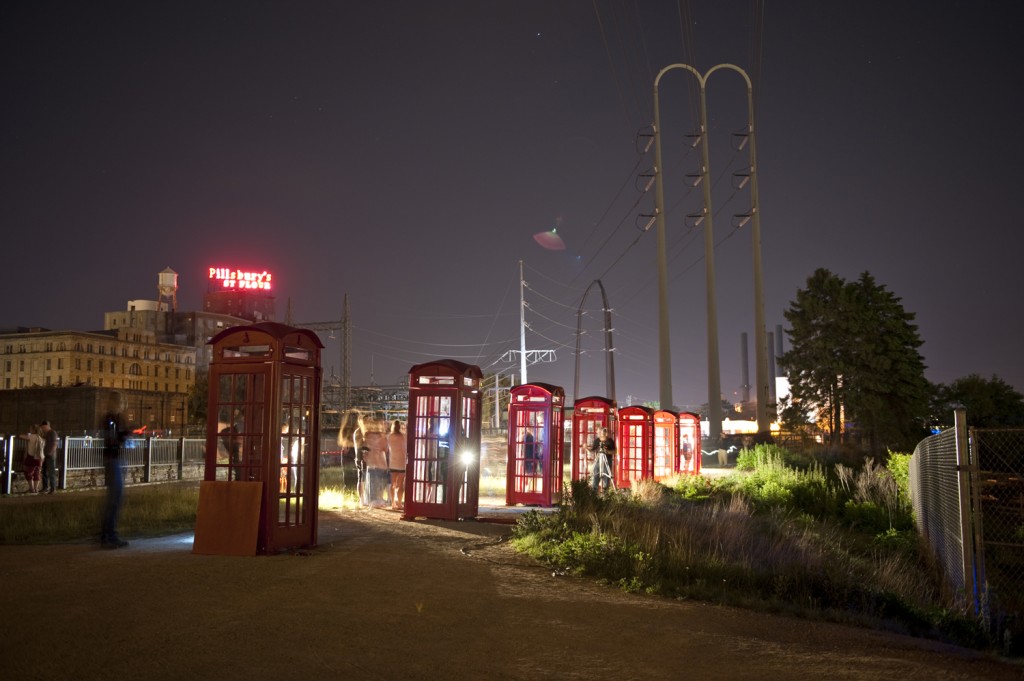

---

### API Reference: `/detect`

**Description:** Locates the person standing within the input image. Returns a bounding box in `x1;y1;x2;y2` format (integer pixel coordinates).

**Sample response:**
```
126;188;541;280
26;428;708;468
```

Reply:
100;392;130;549
17;425;45;494
588;427;616;493
387;420;407;511
39;420;58;494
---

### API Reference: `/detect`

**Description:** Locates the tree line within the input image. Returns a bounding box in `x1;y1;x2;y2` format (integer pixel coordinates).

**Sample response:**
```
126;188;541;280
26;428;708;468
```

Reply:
779;268;1024;453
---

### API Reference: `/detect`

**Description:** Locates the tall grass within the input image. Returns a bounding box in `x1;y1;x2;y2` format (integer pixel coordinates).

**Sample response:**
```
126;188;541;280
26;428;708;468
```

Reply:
513;453;987;649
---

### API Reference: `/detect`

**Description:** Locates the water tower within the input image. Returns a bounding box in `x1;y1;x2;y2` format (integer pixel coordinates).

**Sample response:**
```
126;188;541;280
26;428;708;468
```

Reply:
157;267;178;312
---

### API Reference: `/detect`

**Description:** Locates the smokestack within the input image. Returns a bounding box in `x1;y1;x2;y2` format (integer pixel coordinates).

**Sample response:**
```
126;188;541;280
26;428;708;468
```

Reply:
740;332;750;404
766;331;776;401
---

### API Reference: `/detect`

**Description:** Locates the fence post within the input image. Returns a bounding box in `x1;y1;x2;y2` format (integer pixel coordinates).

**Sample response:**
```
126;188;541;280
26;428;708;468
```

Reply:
954;408;979;613
2;435;12;495
144;436;152;483
966;424;989;626
177;437;185;481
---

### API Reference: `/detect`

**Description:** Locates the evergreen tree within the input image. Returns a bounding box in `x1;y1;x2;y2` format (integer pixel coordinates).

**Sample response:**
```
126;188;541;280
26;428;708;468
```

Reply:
779;269;848;445
780;269;929;451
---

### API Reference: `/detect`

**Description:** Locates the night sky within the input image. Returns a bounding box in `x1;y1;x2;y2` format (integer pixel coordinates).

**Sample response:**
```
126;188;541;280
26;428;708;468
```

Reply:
3;1;1022;410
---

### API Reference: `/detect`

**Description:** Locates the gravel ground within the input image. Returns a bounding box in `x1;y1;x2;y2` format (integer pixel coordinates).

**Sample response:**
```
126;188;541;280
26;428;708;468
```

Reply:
1;501;1022;681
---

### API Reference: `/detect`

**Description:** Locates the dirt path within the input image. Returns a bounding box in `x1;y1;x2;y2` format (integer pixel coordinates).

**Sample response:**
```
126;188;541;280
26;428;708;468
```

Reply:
1;506;1020;680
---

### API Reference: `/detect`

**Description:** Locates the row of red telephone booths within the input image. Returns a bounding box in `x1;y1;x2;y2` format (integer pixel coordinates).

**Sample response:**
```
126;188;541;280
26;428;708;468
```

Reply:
399;363;703;519
505;385;701;507
197;329;702;554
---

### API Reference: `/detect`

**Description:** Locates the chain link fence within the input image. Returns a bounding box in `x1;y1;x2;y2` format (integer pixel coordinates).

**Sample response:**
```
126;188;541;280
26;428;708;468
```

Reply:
911;409;1024;652
972;427;1024;647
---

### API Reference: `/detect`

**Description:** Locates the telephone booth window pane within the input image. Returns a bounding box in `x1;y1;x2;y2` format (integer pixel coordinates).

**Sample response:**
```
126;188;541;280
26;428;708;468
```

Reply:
512;409;545;495
410;395;451;505
654;420;675;478
623;423;644;485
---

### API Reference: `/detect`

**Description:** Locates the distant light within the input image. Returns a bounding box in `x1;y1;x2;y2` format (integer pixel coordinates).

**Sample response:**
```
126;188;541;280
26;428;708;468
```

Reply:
533;229;565;251
460;450;476;466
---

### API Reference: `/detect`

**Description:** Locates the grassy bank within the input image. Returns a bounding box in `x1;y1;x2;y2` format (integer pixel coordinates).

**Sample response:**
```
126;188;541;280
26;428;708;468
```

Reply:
511;446;990;651
0;483;202;545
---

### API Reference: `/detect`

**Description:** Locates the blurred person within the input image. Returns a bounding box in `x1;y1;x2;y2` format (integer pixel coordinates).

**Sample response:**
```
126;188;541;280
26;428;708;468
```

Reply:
680;433;693;474
387;420;407;510
17;425;45;493
354;414;388;508
100;392;130;548
588;427;616;493
39;420;58;494
337;410;360;494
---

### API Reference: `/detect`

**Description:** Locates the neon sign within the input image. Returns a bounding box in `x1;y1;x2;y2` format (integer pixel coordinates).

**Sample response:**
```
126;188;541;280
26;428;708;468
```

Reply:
208;268;273;291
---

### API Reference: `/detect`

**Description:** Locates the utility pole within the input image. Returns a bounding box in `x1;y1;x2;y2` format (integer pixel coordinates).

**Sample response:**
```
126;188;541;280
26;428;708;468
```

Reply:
519;260;527;385
653;63;770;443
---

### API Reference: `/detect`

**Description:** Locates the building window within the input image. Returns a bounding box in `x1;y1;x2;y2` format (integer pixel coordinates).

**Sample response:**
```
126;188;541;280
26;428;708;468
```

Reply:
46;359;52;370
87;359;92;370
19;360;25;371
58;358;63;370
98;360;104;372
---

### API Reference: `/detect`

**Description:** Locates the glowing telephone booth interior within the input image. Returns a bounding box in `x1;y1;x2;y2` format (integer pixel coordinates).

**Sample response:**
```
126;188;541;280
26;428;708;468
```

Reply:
678;412;702;475
616;405;653;489
200;322;322;555
403;359;482;521
506;383;564;507
652;410;678;481
571;396;616;483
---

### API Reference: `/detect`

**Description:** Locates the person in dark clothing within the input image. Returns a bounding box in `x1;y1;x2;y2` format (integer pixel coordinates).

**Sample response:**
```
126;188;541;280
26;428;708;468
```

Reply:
100;393;130;549
39;420;58;494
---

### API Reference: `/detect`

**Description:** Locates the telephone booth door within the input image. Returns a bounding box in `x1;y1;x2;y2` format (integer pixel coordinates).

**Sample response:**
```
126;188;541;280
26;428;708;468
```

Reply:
506;383;564;507
202;322;322;555
616;406;653;489
571;396;616;483
678;412;702;475
404;359;482;521
652;410;678;481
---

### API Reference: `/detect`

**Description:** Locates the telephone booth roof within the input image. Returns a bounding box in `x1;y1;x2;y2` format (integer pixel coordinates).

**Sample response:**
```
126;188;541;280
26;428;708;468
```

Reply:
208;322;323;364
653;409;678;423
619;405;654;418
511;383;565;402
409;358;482;385
574;395;617;409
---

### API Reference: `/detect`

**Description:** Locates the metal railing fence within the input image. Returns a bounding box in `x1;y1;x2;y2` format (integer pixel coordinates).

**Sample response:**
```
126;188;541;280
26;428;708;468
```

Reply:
2;434;207;494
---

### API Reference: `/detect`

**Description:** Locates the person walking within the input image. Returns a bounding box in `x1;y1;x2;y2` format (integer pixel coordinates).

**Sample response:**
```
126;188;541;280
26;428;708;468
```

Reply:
100;392;130;549
17;425;45;494
39;420;58;494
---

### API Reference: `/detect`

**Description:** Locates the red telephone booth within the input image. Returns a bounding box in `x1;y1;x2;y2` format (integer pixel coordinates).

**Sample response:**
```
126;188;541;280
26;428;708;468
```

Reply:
678;412;702;475
196;322;322;555
403;359;482;521
571;396;616;484
616;405;654;489
653;410;678;481
506;383;564;507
